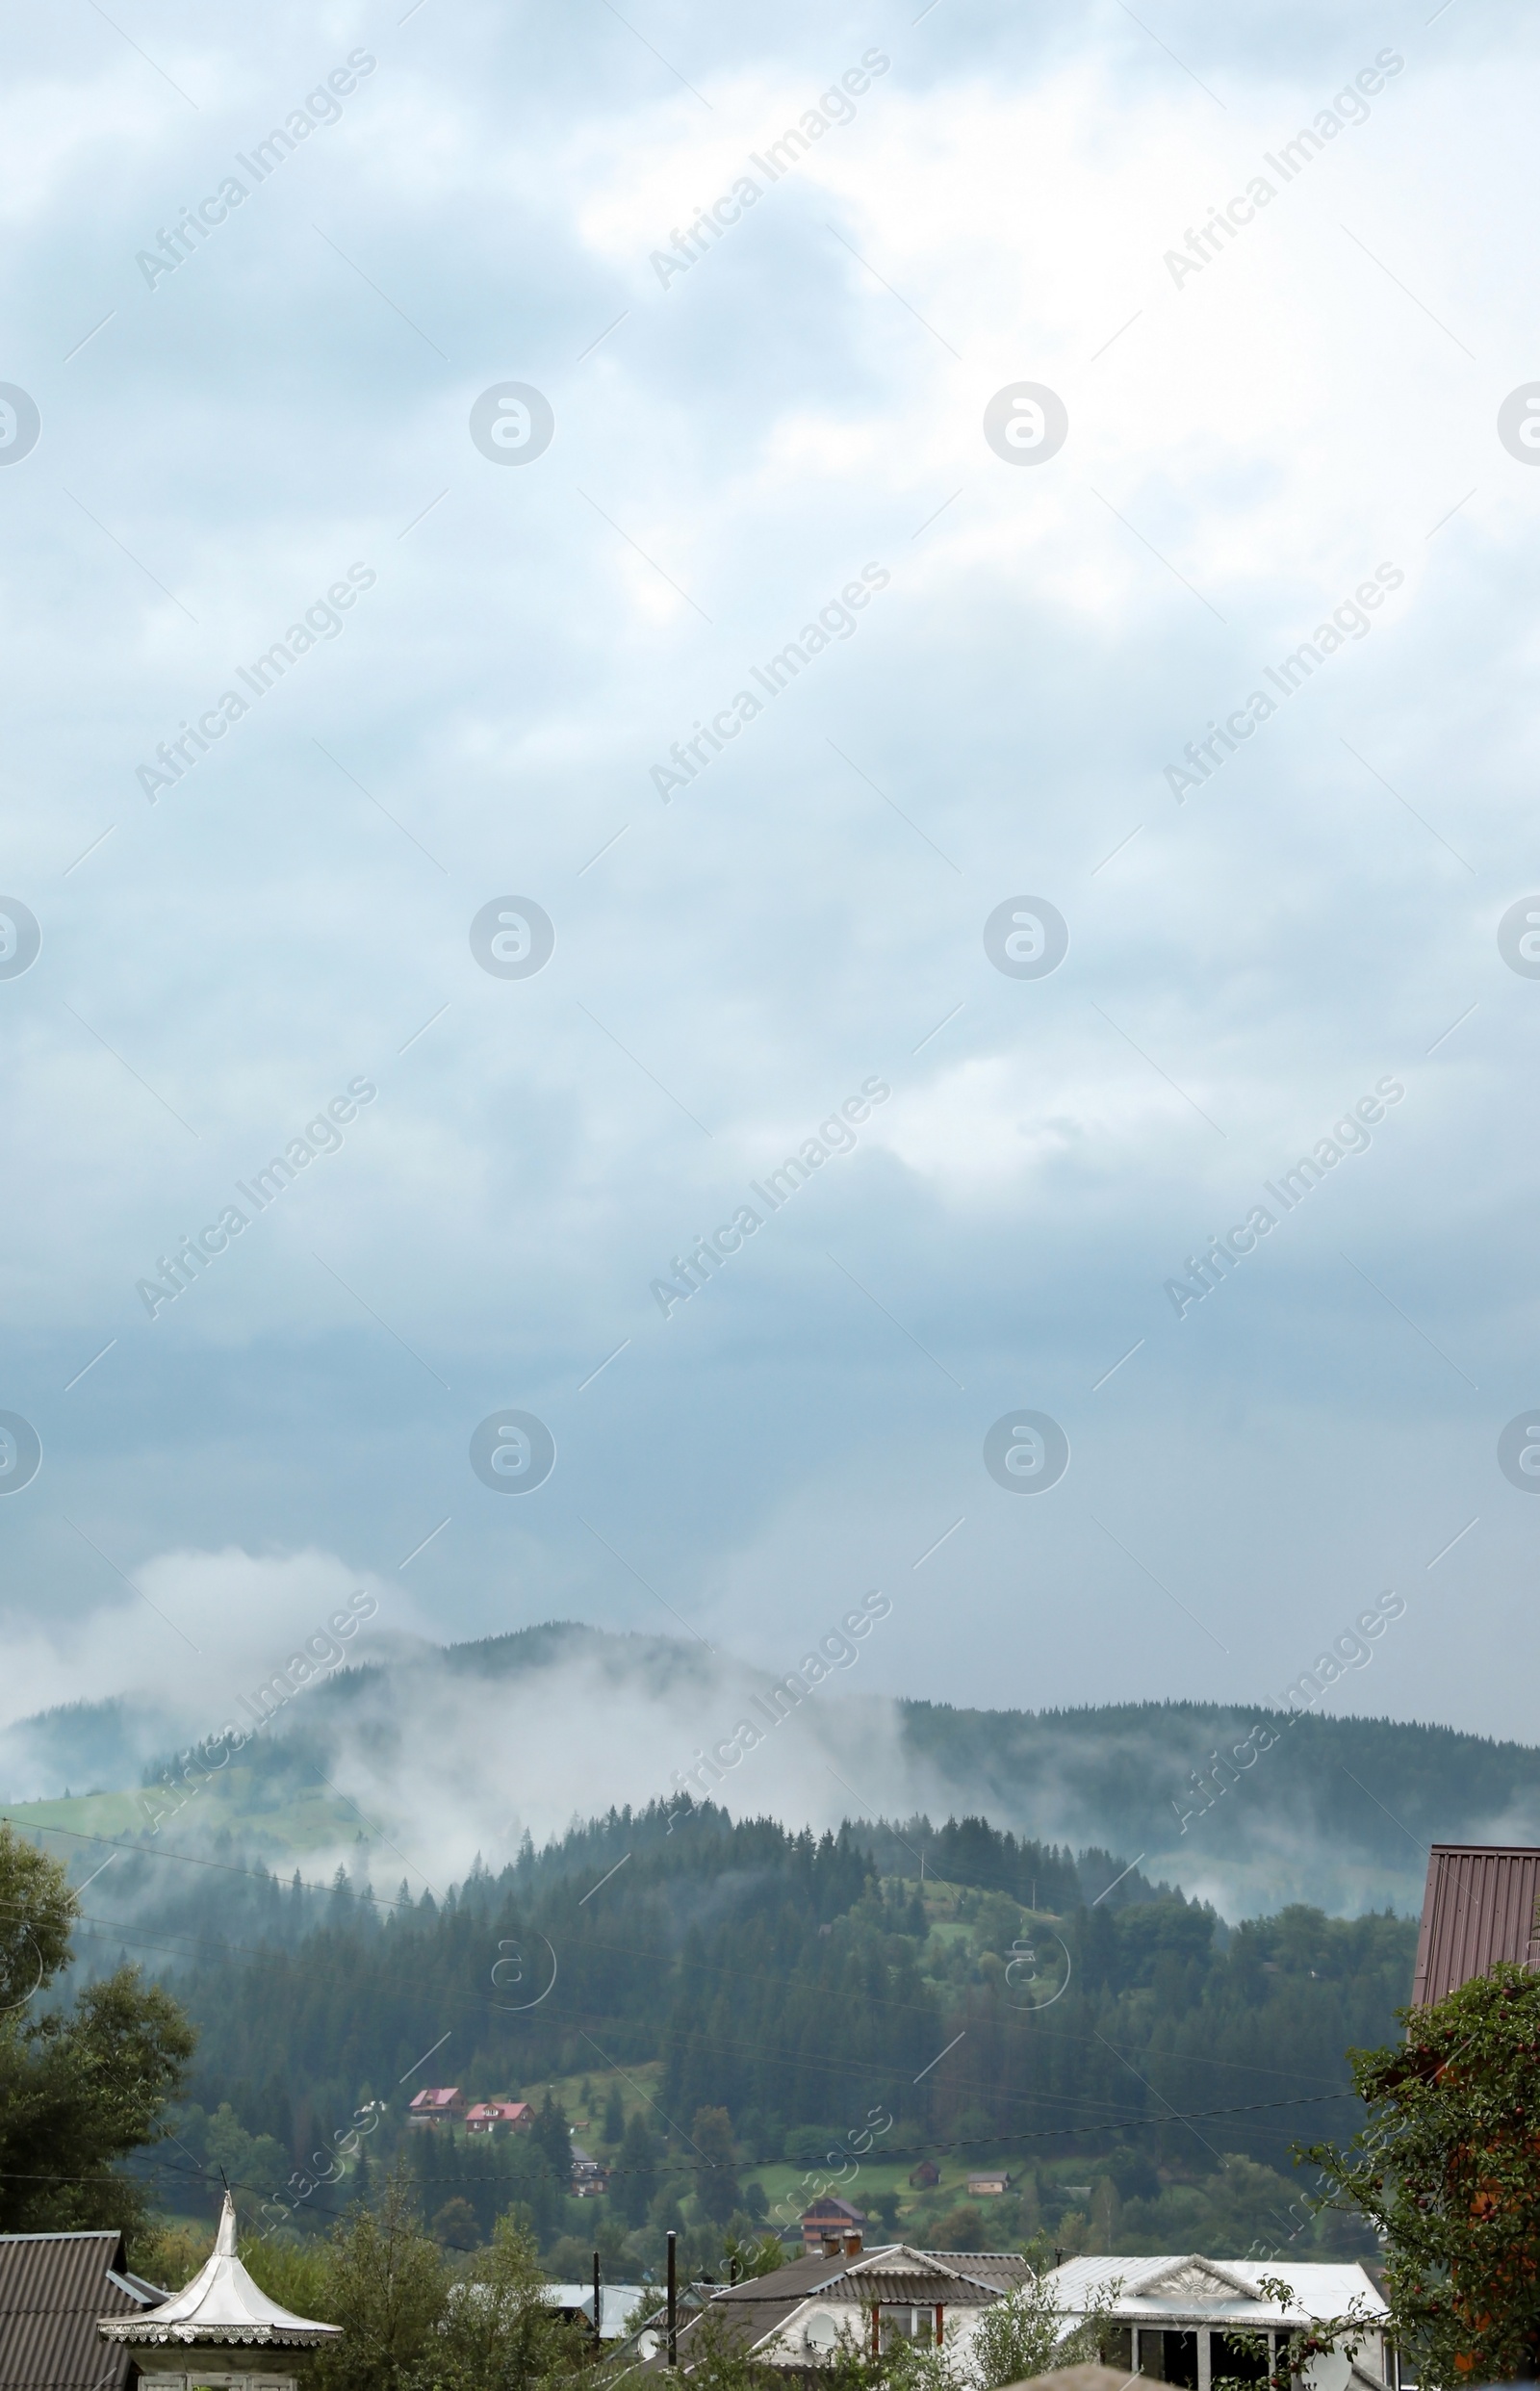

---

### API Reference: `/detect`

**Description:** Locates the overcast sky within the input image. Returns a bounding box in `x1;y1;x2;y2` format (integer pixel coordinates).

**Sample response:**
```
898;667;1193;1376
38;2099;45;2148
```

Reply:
2;0;1537;1769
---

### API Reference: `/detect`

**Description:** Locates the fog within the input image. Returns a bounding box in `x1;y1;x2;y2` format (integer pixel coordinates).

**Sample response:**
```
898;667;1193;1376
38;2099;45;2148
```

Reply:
11;1543;1532;1926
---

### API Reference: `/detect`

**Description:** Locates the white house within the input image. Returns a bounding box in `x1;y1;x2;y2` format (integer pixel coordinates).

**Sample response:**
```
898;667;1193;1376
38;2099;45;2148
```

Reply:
1047;2254;1392;2391
671;2243;1035;2368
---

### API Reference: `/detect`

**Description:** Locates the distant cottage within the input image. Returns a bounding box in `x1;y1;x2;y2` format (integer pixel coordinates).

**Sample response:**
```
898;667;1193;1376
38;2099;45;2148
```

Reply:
465;2099;533;2136
407;2085;467;2126
800;2197;866;2256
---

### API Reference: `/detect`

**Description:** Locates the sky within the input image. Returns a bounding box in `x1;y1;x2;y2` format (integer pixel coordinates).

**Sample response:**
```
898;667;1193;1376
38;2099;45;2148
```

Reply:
2;0;1538;1778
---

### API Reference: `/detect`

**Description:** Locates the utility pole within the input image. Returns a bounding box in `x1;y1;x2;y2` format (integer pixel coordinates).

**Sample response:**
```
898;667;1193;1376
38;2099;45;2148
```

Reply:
667;2228;678;2368
592;2250;602;2351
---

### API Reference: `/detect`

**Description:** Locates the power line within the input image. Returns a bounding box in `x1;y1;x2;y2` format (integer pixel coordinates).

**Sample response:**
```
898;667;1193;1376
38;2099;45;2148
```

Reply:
5;1815;1378;2139
0;2087;1361;2199
53;1903;1355;2150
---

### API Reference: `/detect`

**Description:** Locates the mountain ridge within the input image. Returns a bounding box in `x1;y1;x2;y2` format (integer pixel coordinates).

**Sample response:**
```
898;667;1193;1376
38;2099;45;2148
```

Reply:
5;1620;1533;1917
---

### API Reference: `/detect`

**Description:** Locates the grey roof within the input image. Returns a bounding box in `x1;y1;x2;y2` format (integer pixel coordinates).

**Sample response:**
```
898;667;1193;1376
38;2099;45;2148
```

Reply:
937;2254;1040;2294
541;2284;646;2338
668;2244;1036;2366
824;2273;999;2307
0;2228;164;2391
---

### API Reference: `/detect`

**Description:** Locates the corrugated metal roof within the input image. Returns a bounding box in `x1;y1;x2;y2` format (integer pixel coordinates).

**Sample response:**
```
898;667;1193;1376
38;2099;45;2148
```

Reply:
0;2228;161;2391
938;2255;1037;2294
689;2246;1031;2308
1048;2256;1387;2325
1411;1844;1540;2007
669;2242;1037;2365
541;2284;645;2337
814;2274;999;2307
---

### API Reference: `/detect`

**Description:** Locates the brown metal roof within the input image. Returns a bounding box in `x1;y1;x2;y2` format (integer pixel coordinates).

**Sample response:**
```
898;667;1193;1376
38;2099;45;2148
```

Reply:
0;2230;162;2391
1411;1843;1540;2008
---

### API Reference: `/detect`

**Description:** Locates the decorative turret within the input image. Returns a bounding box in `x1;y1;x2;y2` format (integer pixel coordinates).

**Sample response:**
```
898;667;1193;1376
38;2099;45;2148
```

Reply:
98;2193;340;2389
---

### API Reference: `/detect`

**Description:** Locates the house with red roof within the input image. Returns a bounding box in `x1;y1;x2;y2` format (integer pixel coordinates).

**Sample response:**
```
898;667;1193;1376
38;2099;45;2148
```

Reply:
407;2086;467;2127
465;2099;534;2136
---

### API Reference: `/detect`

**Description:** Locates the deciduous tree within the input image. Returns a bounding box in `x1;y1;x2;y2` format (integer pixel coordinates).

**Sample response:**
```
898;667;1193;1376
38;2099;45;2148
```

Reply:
1305;1963;1540;2385
0;1826;195;2249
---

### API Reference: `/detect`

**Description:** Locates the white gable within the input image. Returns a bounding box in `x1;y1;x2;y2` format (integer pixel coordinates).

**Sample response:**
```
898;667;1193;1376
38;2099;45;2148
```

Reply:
1138;2257;1261;2302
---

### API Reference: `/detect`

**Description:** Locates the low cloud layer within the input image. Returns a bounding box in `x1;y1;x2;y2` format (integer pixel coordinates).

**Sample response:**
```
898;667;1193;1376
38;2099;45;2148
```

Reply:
8;1546;1536;1923
0;3;1534;1761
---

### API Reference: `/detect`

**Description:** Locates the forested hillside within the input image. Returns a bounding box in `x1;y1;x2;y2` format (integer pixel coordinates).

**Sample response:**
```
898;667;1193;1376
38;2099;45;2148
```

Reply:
10;1622;1536;1919
108;1798;1416;2274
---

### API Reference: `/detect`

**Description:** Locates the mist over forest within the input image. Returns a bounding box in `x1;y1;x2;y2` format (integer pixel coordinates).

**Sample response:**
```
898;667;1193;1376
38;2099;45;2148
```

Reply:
64;1795;1412;2274
8;1621;1536;1924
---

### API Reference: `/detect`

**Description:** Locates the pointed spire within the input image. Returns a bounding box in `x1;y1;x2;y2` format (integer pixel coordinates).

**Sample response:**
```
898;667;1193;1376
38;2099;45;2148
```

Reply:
97;2186;341;2347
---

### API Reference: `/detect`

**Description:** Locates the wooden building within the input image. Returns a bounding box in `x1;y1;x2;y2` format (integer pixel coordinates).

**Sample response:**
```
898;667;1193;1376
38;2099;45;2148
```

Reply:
407;2085;467;2127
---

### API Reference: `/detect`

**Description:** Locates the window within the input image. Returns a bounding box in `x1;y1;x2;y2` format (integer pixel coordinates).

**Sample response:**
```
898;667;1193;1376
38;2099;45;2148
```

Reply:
1141;2328;1199;2385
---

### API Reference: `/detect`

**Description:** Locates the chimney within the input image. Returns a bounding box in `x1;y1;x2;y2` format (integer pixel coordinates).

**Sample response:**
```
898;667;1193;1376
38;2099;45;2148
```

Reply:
844;2231;863;2255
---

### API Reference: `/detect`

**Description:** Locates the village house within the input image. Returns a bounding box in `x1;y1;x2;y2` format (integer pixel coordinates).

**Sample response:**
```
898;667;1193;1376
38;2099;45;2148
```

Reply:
1047;2254;1391;2391
570;2143;610;2197
799;2197;866;2256
908;2160;939;2189
465;2098;534;2136
965;2171;1011;2198
672;2241;1033;2366
407;2085;467;2127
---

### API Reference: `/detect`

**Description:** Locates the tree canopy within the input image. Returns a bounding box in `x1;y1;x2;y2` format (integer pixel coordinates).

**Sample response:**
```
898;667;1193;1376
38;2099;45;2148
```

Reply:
306;2163;581;2391
1305;1961;1540;2384
0;1824;195;2248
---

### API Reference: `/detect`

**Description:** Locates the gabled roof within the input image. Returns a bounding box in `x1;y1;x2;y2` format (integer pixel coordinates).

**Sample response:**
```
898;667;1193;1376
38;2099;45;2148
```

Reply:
541;2283;646;2338
669;2243;1036;2366
98;2196;341;2348
1049;2254;1388;2325
0;2227;164;2391
408;2085;462;2110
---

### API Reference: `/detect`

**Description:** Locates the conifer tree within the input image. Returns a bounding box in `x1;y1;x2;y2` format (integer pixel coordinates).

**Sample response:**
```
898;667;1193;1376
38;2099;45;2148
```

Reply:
614;2109;658;2226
